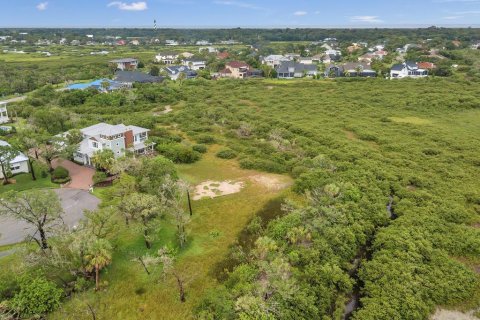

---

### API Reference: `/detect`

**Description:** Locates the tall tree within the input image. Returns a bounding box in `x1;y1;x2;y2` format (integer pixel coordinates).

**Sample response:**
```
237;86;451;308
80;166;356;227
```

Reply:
0;144;19;185
0;190;64;249
119;193;161;249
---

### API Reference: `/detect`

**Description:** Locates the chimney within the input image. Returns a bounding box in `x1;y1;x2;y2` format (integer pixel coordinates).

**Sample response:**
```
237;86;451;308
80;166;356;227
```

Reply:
124;130;134;148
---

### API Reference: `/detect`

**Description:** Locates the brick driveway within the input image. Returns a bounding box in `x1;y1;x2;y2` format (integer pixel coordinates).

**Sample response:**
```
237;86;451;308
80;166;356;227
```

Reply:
52;159;95;190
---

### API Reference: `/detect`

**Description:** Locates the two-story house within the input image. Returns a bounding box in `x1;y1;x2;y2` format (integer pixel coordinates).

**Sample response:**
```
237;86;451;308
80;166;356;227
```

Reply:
0;102;9;124
390;61;428;79
109;58;138;71
219;61;252;79
262;55;291;68
182;59;207;70
73;123;152;166
155;52;179;64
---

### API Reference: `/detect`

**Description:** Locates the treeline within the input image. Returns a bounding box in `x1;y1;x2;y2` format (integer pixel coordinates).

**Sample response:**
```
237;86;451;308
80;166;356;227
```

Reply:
2;27;480;44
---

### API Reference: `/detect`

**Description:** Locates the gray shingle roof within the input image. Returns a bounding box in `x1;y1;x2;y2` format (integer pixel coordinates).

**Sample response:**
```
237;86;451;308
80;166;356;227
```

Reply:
114;71;164;83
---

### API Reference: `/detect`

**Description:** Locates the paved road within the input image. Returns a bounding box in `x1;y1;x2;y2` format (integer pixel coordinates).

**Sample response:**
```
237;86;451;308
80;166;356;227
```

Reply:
1;88;67;105
0;189;100;246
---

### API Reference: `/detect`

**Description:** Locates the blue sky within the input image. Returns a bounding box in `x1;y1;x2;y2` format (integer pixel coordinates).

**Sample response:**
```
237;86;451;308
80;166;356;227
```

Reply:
1;0;480;28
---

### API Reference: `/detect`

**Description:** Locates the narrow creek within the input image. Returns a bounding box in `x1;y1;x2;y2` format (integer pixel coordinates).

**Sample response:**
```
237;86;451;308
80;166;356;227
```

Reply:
342;193;397;319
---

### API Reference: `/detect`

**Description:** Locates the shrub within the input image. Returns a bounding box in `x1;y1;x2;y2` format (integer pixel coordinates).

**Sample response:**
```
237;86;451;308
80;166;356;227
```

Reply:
193;144;207;153
51;166;70;183
196;134;216;144
93;171;108;184
9;277;63;318
156;144;201;164
216;148;237;159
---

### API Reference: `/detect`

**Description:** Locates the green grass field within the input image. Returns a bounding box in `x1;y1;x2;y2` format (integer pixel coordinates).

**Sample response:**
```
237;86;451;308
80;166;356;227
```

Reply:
52;145;292;319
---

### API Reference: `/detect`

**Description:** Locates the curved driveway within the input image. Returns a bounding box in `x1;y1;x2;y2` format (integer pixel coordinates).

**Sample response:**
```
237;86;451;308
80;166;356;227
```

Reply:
0;189;100;246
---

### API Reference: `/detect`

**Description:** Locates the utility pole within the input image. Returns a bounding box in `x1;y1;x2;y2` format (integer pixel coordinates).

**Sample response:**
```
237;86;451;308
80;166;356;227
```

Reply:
187;190;193;216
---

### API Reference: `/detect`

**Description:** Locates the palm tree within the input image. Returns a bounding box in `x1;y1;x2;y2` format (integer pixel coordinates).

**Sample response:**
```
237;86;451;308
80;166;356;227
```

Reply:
85;238;112;291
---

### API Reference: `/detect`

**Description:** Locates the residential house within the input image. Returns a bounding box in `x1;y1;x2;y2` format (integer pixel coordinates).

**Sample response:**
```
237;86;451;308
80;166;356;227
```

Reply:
114;71;164;87
73;123;153;166
199;47;218;53
262;55;291;68
417;62;436;70
324;65;344;78
181;52;195;59
109;58;138;71
298;57;314;65
219;61;254;79
196;40;212;46
217;51;230;60
325;49;342;61
276;61;318;79
165;40;179;46
284;53;301;61
164;66;197;80
390;61;428;78
0;140;29;178
359;50;388;63
0;102;9;124
182;59;207;70
342;62;377;77
155;52;179;64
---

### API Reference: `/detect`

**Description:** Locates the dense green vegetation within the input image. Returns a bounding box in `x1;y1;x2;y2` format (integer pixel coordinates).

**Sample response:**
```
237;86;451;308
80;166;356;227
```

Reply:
1;72;480;319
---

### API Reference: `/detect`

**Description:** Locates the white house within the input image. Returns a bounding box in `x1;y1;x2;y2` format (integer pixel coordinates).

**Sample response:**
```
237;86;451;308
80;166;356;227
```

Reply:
155;52;179;64
390;62;428;79
182;59;206;70
109;58;138;71
262;55;291;68
0;140;29;179
73;123;153;166
0;102;9;124
165;40;179;46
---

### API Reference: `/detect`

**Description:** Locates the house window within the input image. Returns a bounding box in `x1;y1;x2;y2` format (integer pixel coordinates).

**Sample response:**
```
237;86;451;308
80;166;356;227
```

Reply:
92;141;98;148
10;165;20;171
116;142;119;146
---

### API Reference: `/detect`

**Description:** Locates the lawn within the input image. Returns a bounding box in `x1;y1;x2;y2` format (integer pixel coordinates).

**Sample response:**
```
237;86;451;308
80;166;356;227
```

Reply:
0;161;57;194
52;146;292;319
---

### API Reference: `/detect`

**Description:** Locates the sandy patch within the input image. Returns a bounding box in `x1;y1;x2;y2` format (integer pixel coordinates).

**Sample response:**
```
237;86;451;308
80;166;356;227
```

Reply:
153;105;172;116
266;86;274;90
389;116;432;125
431;309;480;320
344;130;358;140
193;180;244;200
249;174;291;191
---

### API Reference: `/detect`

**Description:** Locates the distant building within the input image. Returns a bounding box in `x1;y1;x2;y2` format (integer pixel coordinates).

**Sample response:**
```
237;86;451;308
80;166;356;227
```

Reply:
73;123;153;166
196;40;212;46
342;62;377;77
219;61;253;79
262;55;291;68
276;61;318;79
0;140;29;178
164;66;197;80
390;62;428;78
155;52;179;64
0;102;9;124
182;59;207;71
109;58;139;71
114;71;164;86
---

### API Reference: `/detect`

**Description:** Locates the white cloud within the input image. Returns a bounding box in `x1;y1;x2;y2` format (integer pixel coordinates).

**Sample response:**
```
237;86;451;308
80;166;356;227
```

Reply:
107;1;148;11
213;1;264;10
443;15;463;19
36;2;48;11
294;11;308;16
350;15;383;23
